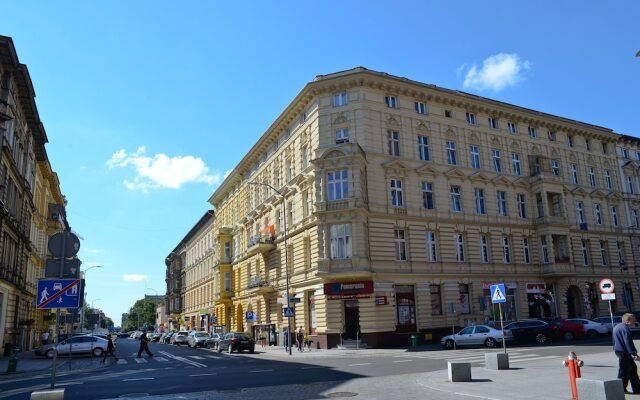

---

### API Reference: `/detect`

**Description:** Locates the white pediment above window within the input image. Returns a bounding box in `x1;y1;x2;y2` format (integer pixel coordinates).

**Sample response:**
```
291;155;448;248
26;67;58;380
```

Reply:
491;175;512;186
385;114;401;128
468;171;491;182
415;164;439;176
444;167;467;180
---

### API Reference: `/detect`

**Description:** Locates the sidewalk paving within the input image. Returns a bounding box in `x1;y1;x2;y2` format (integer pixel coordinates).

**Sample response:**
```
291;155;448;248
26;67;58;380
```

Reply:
0;351;103;379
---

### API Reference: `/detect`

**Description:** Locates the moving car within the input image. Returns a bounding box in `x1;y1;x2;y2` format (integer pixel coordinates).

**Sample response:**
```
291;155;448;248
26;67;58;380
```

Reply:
566;318;609;337
35;335;108;358
187;331;210;348
218;332;255;353
543;318;585;341
503;320;553;344
592;316;640;332
162;332;175;344
440;325;513;349
172;331;189;345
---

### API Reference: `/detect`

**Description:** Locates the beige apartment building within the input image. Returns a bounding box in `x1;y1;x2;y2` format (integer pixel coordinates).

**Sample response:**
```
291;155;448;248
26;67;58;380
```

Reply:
201;67;638;348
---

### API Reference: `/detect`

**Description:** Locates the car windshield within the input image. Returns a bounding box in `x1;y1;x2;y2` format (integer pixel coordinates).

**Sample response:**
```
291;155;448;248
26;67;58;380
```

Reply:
235;334;250;340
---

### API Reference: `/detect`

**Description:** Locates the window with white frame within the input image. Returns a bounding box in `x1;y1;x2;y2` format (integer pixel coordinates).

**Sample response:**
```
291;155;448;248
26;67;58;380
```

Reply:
418;136;429;161
451;186;462;212
512;153;521;175
568;135;574;147
330;224;351;259
470;145;480;168
508;121;517;134
488;117;498;129
517;194;527;218
528;126;537;138
335;128;349;144
394;229;407;261
497;191;508;216
628;176;634;194
426;231;437;262
605;170;612;189
594;204;602;225
455;233;465;262
414;101;426;114
390;179;404;207
576;201;585;224
522;238;531;264
446;141;457;165
617;241;625;266
588;167;596;187
571;164;578;184
466;112;476;125
611;206;619;227
422;182;435;209
388;131;400;156
492;149;502;172
480;235;490;263
581;240;589;265
474;188;486;214
600;240;608;266
385;95;397;108
327;170;349;201
551;160;560;176
333;92;348;107
540;236;550;264
502;236;511;263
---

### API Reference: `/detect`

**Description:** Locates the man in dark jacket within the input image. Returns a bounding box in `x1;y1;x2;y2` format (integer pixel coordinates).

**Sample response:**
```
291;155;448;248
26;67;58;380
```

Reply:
613;313;640;393
137;330;154;358
101;334;118;364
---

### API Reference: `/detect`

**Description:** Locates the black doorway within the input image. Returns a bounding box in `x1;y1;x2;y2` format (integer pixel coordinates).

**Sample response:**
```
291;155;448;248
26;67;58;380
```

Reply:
344;300;360;340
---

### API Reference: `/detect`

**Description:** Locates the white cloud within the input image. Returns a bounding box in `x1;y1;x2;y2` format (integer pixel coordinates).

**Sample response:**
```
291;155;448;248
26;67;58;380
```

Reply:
123;274;148;282
461;53;531;92
107;147;222;191
223;168;234;180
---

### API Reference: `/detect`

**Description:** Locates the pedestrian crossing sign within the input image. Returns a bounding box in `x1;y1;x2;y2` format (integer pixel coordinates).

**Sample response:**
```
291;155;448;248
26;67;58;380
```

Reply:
490;284;507;304
283;307;295;318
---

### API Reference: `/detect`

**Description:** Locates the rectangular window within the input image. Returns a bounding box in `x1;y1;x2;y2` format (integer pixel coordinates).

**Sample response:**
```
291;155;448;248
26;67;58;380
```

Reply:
418;136;430;161
446;141;457;165
511;153;521;176
492;149;502;172
568;135;574;147
576;201;585;224
444;110;452;118
327;170;349;201
335;128;350;144
600;241;608;266
466;112;477;125
302;191;310;218
329;224;352;259
430;285;442;315
502;236;511;264
224;272;231;291
388;131;400;156
391;179;404;207
474;188;486;214
548;130;556;141
395;229;407;261
611;206;619;227
470;145;480;168
333;92;348;107
540;236;550;264
414;101;426;114
586;139;591;151
633;209;640;227
517;194;527;218
522;238;531;264
623;148;629;159
536;192;544;218
508;121;517;134
426;231;437;262
497;191;508;216
385;95;397;108
288;201;294;226
480;235;490;263
528;126;537;138
571;164;578;184
636;151;640;161
488;117;498;129
602;142;608;154
455;233;465;262
617;241;625;266
594;204;602;225
422;182;435;209
451;186;462;212
588;167;596;187
224;241;231;259
628;176;634;194
581;240;589;266
302;145;310;169
551;160;560;176
605;170;612;189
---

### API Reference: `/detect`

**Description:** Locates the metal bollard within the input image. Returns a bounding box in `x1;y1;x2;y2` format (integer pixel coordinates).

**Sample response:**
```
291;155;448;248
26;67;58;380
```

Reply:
563;351;584;400
6;346;19;373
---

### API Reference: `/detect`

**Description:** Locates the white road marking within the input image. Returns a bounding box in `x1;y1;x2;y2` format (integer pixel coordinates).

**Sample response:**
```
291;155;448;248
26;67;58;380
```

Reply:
249;369;274;373
206;355;222;359
189;356;206;360
392;360;413;363
116;359;128;364
57;381;84;386
133;358;147;364
301;366;326;369
508;355;560;363
123;377;155;381
189;373;217;377
159;351;207;368
348;363;371;366
154;357;168;362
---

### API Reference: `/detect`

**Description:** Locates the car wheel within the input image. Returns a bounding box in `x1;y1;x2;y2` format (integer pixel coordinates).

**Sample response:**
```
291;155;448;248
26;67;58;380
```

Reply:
92;347;104;357
249;348;255;354
444;339;455;350
46;349;56;359
484;338;497;348
587;330;598;339
563;332;574;341
535;333;547;343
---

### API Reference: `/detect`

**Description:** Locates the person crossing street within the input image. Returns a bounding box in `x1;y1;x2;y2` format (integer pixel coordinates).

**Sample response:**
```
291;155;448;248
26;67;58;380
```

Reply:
101;334;118;364
137;329;154;358
613;313;640;394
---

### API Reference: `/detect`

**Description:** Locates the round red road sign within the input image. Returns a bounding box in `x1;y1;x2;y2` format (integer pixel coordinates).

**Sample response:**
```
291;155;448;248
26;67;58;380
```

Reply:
599;278;615;294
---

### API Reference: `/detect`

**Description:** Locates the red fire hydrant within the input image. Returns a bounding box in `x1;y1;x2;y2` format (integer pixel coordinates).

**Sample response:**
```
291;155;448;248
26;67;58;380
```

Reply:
563;351;584;400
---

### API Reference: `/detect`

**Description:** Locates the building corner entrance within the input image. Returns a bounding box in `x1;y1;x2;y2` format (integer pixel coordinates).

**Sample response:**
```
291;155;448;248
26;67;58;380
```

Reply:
344;300;360;340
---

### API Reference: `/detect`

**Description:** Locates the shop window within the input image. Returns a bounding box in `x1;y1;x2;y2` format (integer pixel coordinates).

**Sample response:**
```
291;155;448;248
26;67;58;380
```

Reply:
459;284;470;314
430;284;442;315
484;286;517;322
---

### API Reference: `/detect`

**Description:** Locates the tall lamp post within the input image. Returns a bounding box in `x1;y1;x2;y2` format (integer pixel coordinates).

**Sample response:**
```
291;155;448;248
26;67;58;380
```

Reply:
80;265;102;332
249;181;292;355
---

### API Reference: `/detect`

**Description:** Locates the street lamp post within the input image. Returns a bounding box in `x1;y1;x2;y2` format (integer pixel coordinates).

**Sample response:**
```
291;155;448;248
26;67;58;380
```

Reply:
90;299;101;358
249;181;292;355
80;265;102;332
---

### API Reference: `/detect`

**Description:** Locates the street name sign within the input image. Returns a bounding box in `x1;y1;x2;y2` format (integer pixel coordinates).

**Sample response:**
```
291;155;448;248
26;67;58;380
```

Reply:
36;279;82;309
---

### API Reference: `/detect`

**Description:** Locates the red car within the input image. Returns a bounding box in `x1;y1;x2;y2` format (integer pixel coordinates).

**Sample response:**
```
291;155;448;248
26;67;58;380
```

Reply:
543;318;585;341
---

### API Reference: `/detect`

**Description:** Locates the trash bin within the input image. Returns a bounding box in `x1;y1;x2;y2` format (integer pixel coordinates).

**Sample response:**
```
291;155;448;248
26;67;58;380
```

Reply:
411;335;417;347
6;355;17;373
3;342;12;357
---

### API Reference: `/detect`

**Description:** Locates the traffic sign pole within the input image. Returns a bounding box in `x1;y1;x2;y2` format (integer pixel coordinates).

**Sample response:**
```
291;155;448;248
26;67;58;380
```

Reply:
499;302;506;354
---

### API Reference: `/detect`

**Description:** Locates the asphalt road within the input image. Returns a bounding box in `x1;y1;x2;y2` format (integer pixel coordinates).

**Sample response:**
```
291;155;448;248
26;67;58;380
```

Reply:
0;337;616;400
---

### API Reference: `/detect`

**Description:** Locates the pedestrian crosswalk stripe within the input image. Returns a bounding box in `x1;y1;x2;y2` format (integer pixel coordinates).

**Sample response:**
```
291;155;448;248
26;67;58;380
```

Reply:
116;359;128;364
154;357;168;362
507;355;560;363
133;358;147;363
206;355;221;359
189;356;205;360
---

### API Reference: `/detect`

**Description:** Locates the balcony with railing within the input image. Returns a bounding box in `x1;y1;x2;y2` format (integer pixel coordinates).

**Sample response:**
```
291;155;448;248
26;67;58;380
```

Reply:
540;262;577;277
246;234;275;256
246;275;275;294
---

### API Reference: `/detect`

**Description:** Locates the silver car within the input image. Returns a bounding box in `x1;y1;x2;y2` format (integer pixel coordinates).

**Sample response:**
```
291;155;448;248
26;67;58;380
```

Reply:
35;335;108;358
440;325;513;349
187;331;210;348
592;316;640;332
172;331;189;345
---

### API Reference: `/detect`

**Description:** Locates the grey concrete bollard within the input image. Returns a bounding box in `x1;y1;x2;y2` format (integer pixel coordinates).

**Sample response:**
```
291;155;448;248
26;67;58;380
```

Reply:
448;361;472;382
30;389;65;400
576;378;625;400
484;352;509;370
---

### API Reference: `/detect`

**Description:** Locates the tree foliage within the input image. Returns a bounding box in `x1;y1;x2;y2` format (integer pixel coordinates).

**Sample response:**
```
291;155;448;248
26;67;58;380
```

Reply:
123;299;157;332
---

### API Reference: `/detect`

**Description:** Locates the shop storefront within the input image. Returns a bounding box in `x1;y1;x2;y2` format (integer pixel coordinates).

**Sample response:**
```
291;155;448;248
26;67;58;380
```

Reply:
526;283;556;319
323;281;374;341
482;282;518;322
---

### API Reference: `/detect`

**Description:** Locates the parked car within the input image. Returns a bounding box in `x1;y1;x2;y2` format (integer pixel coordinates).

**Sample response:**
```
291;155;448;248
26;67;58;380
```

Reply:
117;332;130;339
206;333;223;349
35;335;108;358
162;332;175;344
172;331;189;345
187;331;210;348
592;316;640;332
503;320;554;344
440;325;513;349
543;318;585;341
130;331;143;339
566;318;609;338
218;332;255;353
150;332;162;342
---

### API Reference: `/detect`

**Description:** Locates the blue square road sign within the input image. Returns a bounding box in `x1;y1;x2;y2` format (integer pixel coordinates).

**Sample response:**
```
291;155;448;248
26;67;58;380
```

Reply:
490;284;507;304
36;279;82;309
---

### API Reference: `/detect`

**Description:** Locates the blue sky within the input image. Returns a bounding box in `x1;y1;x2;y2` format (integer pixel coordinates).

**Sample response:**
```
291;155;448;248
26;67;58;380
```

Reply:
3;1;639;326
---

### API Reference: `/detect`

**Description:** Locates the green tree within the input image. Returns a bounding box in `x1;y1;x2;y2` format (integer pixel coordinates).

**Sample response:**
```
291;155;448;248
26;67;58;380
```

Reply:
123;299;157;332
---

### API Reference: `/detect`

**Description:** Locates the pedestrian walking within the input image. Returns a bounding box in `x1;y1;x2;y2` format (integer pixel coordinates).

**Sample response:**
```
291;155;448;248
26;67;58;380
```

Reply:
283;327;289;351
101;334;119;364
296;327;304;352
258;329;267;349
41;330;50;345
137;329;154;358
613;313;640;394
303;331;311;351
